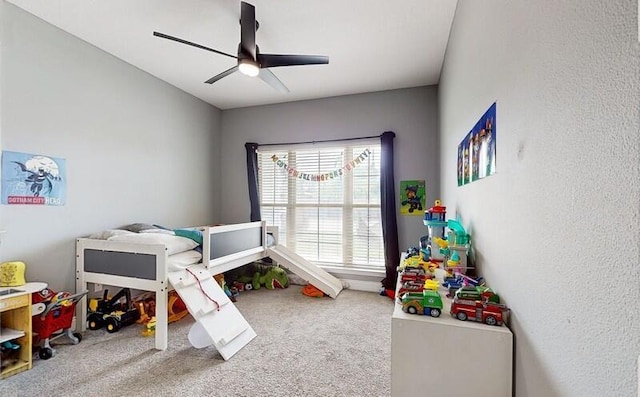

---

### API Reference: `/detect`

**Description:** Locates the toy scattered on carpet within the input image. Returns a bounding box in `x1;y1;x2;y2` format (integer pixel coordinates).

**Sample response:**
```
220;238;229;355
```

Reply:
132;290;188;336
302;284;325;297
141;317;157;337
379;287;395;300
86;288;140;333
230;263;289;292
214;273;237;302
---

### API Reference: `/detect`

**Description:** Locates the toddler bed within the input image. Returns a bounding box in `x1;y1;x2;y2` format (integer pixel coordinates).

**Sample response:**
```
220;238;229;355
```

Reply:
76;221;269;351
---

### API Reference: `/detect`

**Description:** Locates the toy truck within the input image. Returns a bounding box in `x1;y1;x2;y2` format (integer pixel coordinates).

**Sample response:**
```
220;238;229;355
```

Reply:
442;276;464;297
87;288;140;333
399;267;430;283
454;285;500;304
397;280;425;300
401;290;443;317
450;296;509;326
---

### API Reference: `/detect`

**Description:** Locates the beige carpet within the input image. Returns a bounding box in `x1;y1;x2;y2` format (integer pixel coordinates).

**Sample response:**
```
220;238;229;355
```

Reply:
1;285;393;397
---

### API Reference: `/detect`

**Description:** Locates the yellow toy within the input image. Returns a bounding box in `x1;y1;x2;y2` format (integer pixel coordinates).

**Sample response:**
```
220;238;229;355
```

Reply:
51;291;73;307
424;279;440;291
141;317;157;337
136;302;151;324
0;261;26;287
403;256;421;268
432;237;448;250
168;291;189;323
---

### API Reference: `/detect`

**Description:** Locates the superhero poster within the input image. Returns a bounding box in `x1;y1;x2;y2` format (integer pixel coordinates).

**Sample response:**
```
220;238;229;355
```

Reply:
458;102;496;186
399;180;426;216
1;151;66;206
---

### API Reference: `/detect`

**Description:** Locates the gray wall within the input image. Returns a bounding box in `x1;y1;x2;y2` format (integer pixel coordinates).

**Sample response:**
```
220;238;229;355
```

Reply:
0;3;222;293
439;1;639;396
220;86;439;252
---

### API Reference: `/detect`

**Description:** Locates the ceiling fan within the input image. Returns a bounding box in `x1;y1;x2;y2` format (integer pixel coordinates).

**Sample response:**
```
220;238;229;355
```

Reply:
153;1;329;93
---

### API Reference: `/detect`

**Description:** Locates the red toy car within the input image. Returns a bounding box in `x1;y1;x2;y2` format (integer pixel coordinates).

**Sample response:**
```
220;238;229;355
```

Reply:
450;296;509;326
397;280;425;300
399;267;431;283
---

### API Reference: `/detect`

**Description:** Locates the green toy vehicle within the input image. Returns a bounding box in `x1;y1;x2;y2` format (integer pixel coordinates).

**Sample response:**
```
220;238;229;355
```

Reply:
401;290;443;317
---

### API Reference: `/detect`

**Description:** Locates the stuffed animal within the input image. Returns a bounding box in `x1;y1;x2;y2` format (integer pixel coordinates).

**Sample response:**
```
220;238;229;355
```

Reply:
255;266;289;290
237;266;289;291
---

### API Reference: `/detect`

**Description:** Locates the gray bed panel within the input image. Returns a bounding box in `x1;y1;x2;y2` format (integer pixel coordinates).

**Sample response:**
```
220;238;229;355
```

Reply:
210;227;263;260
84;249;157;280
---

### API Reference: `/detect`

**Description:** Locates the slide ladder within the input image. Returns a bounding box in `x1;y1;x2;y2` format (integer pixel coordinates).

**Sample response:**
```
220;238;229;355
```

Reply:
168;264;256;360
268;244;343;298
166;246;342;359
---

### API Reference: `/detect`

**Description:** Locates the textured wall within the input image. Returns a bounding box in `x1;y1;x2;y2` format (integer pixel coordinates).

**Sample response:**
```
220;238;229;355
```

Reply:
220;86;439;252
0;3;222;292
439;1;640;396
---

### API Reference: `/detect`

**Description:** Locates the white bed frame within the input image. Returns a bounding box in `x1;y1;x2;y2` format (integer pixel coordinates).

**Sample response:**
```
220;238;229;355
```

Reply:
76;221;269;351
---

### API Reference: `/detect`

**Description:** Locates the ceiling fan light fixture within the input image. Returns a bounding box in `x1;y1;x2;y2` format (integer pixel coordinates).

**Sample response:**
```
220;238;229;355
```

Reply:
239;59;260;77
153;2;328;90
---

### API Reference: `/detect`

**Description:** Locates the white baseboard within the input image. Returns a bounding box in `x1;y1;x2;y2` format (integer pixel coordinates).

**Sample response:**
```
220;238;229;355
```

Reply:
340;278;381;293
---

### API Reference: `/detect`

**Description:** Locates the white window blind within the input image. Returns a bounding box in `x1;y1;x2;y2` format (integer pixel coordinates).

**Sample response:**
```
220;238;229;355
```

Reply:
258;143;384;271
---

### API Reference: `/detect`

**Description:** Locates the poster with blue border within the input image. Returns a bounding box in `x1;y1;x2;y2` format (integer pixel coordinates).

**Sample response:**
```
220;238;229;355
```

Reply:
461;132;471;185
457;141;464;186
1;151;66;205
458;102;496;185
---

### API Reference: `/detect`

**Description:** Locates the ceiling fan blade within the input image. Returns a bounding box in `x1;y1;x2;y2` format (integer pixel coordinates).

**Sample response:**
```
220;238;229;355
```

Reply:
258;54;329;68
258;69;290;93
204;65;239;84
153;31;237;60
240;2;256;60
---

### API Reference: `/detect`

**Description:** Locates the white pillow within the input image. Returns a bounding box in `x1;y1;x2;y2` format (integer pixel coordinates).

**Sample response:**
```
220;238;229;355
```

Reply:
167;250;203;272
139;229;176;236
107;233;199;255
88;229;135;240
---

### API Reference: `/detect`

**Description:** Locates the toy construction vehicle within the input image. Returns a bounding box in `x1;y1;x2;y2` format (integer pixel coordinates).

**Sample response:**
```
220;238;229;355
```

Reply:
87;288;140;333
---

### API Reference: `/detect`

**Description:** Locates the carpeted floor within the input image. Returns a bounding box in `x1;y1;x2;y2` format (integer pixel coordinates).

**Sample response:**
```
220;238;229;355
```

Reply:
1;285;393;397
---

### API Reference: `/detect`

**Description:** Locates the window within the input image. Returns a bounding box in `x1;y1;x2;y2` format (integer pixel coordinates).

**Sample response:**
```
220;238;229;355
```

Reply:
258;142;384;271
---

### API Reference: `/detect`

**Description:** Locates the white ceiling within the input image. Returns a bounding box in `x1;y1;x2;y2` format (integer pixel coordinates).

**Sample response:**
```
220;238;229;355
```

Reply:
6;0;458;110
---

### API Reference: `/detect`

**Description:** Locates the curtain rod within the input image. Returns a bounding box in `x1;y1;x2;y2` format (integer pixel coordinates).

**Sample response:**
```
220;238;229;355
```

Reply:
256;134;382;148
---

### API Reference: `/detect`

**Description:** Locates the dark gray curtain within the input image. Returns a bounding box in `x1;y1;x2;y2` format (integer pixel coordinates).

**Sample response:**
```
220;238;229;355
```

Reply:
380;131;400;290
245;142;261;222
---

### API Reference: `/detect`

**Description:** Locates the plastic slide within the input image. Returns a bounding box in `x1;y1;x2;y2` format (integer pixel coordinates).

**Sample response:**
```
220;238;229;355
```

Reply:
267;244;343;298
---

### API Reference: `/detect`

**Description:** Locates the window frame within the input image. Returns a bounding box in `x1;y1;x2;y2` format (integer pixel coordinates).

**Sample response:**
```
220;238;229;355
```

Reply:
257;141;384;271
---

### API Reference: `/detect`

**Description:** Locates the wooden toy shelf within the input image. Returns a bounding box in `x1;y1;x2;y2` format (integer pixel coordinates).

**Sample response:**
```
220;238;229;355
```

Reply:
0;290;32;379
391;255;513;397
